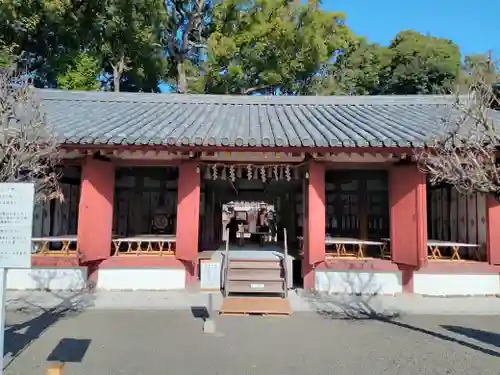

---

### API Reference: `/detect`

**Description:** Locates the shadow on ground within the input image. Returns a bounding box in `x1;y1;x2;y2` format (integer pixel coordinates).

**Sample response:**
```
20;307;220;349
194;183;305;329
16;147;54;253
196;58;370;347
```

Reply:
46;338;91;363
303;272;500;358
4;273;95;370
191;306;209;320
442;325;500;349
303;271;399;320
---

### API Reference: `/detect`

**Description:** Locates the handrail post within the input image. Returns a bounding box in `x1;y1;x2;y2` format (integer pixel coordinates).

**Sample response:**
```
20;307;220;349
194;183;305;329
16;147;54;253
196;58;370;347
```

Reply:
223;228;230;297
283;227;289;298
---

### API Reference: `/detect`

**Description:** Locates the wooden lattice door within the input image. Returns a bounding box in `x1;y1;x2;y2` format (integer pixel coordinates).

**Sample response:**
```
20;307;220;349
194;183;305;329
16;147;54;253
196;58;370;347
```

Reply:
325;170;389;240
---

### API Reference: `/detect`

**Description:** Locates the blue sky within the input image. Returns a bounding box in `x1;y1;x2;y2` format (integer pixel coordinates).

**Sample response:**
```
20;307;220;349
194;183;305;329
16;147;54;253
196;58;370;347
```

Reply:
325;0;499;57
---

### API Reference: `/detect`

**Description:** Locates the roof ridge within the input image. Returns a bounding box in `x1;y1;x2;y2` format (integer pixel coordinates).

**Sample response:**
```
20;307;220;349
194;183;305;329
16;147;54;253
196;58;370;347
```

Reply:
36;89;462;106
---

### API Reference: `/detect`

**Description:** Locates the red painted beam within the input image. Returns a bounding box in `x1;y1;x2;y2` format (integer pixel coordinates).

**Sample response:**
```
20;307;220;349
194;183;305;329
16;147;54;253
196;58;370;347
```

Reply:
61;144;414;157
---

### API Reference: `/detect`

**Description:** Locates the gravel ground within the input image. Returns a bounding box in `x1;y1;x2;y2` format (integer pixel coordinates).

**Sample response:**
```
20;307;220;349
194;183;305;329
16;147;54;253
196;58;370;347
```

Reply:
3;309;500;375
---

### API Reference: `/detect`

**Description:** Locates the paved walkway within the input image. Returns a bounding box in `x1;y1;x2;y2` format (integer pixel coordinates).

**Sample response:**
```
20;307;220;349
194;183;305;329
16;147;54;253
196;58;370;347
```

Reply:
6;289;500;316
4;309;500;375
4;290;500;374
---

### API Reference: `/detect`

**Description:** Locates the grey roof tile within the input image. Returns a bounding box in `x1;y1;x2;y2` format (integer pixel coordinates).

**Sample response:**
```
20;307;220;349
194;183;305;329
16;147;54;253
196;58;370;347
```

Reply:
36;89;500;148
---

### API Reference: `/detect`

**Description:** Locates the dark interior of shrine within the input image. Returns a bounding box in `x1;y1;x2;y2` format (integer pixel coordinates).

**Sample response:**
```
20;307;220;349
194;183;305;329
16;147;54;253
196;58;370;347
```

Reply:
324;169;390;257
113;167;179;237
199;165;304;255
109;166;486;262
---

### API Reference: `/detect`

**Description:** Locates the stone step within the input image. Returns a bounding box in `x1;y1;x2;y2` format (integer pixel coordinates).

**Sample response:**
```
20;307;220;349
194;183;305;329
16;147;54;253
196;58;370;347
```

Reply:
228;268;284;281
226;280;285;294
228;260;281;269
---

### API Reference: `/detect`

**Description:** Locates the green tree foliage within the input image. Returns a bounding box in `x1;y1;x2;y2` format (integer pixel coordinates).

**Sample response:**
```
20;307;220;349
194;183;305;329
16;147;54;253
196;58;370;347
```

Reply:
460;54;499;109
381;30;461;94
56;53;101;90
89;0;166;92
0;43;15;69
205;0;354;95
0;0;93;85
461;54;499;86
320;38;392;95
324;30;461;95
0;0;165;92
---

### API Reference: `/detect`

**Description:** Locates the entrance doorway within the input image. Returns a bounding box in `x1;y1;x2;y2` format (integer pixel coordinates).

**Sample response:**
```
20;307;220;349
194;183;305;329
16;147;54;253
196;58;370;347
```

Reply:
221;200;276;247
198;164;304;288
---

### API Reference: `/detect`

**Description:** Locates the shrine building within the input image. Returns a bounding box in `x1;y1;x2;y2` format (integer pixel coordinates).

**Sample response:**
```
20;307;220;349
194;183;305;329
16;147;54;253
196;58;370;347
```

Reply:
10;89;500;297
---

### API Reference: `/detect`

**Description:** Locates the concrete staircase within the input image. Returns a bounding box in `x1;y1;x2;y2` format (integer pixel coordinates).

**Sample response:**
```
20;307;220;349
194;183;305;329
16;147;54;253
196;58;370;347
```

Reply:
225;259;287;298
219;229;292;316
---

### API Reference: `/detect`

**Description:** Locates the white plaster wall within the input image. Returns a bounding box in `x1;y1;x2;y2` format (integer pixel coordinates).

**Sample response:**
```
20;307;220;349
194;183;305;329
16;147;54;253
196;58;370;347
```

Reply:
97;269;186;290
315;271;402;295
414;273;500;296
6;268;87;290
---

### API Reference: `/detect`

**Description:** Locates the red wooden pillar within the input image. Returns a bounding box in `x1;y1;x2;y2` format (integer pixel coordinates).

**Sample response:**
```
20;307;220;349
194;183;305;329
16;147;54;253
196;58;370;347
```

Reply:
303;162;326;290
77;156;115;286
486;195;500;264
176;162;200;285
389;165;427;293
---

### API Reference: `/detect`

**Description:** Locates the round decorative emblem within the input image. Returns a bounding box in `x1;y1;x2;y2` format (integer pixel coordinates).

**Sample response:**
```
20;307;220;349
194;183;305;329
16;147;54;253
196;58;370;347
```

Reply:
154;214;168;229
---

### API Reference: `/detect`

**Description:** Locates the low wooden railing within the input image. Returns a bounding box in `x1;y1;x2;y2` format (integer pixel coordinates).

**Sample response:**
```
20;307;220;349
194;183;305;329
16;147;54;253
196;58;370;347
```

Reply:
111;234;176;256
32;236;79;257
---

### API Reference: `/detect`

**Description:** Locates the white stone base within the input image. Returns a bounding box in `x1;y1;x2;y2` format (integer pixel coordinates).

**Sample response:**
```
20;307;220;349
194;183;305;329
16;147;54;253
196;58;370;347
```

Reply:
97;268;186;290
315;270;402;295
6;268;87;290
414;273;500;296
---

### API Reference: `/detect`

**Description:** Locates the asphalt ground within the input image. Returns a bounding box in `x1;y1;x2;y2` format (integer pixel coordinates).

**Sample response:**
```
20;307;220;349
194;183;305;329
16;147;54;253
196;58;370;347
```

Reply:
3;309;500;375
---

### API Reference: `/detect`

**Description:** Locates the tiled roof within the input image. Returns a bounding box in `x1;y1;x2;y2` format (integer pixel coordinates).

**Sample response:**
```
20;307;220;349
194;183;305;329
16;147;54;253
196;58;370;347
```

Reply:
37;90;500;148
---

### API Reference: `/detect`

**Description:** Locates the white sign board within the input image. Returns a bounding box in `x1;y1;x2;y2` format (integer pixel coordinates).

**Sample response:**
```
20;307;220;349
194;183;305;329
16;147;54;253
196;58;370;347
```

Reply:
0;183;34;375
200;260;221;291
0;183;34;269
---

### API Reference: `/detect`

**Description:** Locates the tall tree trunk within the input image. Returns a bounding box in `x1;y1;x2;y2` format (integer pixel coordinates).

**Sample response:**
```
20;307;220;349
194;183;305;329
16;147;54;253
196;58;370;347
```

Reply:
111;53;126;92
176;61;187;93
113;68;121;92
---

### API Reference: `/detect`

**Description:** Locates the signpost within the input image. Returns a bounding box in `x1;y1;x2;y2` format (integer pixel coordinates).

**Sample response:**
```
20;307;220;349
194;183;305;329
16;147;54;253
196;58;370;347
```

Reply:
0;183;34;375
200;259;221;291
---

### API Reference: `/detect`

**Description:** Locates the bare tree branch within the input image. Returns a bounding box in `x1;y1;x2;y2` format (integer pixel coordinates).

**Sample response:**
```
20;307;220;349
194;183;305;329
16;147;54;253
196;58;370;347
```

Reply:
0;68;62;203
187;40;207;49
414;58;500;196
241;85;274;95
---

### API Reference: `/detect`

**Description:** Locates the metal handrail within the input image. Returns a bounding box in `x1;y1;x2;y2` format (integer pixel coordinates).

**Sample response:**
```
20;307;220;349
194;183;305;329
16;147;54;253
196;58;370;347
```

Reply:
222;228;230;297
283;227;289;298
